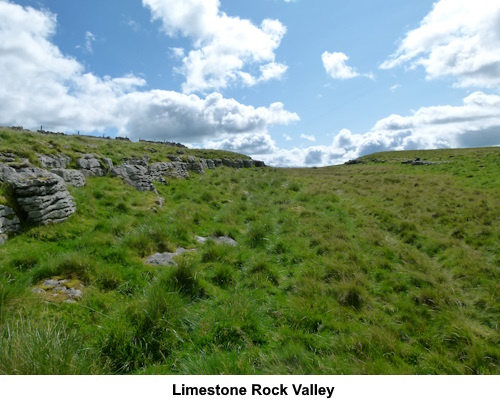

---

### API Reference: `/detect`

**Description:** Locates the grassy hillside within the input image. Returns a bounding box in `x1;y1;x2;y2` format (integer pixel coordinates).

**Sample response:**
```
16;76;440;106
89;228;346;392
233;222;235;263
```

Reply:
0;127;250;165
0;133;499;374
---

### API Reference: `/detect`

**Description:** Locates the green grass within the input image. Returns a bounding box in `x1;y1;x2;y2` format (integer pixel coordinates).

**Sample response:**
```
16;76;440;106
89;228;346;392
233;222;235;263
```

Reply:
1;131;499;374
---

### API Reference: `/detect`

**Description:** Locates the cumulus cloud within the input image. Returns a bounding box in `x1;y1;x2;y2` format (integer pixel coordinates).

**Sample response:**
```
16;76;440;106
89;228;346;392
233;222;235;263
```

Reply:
381;0;500;88
322;51;359;80
250;92;500;167
142;0;288;93
300;134;316;142
0;1;298;143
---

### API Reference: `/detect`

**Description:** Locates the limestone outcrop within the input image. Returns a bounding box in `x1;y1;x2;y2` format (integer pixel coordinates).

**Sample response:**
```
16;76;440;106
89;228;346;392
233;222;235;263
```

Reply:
1;166;76;225
110;164;156;192
38;154;71;169
77;154;106;177
50;168;86;187
0;204;21;244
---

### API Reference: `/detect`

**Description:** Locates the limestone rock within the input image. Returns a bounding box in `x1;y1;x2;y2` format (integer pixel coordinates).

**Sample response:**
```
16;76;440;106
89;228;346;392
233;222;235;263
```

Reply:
253;160;265;167
110;164;156;192
0;204;21;236
38;154;71;169
0;152;16;162
50;169;86;187
243;160;254;168
213;159;222;167
145;247;196;266
4;167;76;225
206;159;215;169
195;235;238;247
77;154;106;177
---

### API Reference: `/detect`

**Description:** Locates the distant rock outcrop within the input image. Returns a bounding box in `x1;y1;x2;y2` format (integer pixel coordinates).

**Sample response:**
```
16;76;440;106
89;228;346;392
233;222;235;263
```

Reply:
1;166;76;225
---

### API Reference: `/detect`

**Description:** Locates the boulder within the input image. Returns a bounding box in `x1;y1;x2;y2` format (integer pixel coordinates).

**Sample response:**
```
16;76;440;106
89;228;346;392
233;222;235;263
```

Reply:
77;154;106;177
110;164;156;192
206;159;215;169
4;167;76;225
253;160;265;167
213;159;222;167
102;157;113;169
50;169;86;187
38;154;71;169
243;160;254;168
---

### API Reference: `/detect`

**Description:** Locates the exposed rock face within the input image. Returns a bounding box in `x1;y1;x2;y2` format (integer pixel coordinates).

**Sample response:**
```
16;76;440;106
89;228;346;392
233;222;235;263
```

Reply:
3;167;76;225
243;160;254;168
77;154;106;177
145;247;196;266
110;164;156;192
50;169;86;187
38;154;71;169
206;159;215;169
0;152;16;162
213;159;222;167
253;160;265;167
0;204;21;244
102;158;113;169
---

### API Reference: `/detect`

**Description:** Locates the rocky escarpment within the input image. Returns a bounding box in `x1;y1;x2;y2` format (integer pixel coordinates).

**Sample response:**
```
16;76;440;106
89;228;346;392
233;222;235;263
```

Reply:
0;148;265;242
0;165;76;225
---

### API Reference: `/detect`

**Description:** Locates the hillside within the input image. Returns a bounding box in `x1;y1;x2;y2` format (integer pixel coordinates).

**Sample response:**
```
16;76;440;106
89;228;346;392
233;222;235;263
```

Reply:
0;127;499;374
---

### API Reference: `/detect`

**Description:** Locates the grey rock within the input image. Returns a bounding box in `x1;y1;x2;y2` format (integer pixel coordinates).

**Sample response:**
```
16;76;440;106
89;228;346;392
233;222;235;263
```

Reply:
102;157;113;168
149;161;173;183
213;159;222;167
77;154;106;176
145;247;196;266
38;154;71;169
195;235;238;247
253;160;265;167
168;155;182;162
0;152;16;162
0;204;21;235
243;160;254;168
0;233;7;245
199;158;209;170
206;159;215;169
111;164;156;192
222;158;232;167
5;167;76;225
50;169;86;187
233;160;244;169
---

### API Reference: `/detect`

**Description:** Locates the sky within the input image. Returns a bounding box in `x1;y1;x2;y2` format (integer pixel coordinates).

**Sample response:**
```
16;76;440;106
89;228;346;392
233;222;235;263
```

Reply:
1;0;499;166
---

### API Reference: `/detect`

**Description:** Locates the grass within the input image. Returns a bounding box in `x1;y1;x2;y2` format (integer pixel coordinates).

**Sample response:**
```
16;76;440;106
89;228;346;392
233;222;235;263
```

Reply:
0;128;499;374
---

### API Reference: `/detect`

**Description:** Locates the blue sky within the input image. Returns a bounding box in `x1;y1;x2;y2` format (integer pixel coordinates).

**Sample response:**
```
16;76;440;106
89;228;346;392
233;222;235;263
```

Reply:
1;0;499;166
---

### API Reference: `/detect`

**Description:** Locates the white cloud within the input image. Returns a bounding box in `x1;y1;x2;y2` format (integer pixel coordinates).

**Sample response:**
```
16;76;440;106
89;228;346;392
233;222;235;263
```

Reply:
84;31;96;53
0;1;298;144
381;0;500;89
390;84;401;93
300;134;316;142
142;0;288;94
250;92;500;167
322;51;359;80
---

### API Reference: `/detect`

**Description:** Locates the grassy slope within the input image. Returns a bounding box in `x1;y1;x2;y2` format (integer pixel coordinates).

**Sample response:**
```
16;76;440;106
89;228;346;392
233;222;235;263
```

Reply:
0;132;498;374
